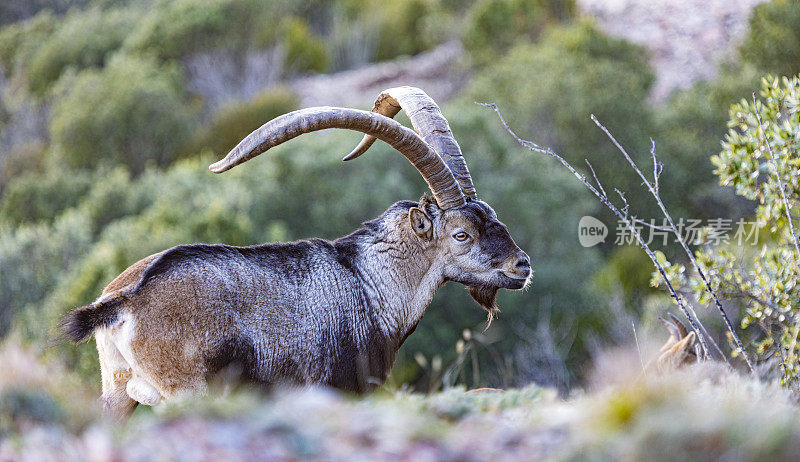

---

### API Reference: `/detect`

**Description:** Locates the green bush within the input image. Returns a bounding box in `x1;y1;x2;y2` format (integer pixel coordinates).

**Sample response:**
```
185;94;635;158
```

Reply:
123;0;275;61
740;0;800;77
0;10;58;75
657;76;800;388
0;210;93;336
49;55;197;174
184;87;299;157
0;166;93;227
463;0;574;62
0;0;92;27
374;0;438;60
594;244;656;295
25;7;142;97
0;141;48;192
283;16;329;73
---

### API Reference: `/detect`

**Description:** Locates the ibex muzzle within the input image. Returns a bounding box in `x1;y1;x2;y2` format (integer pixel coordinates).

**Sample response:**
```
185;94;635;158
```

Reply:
57;86;531;418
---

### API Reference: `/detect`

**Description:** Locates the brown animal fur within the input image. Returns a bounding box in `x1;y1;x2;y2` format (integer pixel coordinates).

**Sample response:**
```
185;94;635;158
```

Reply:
655;313;700;372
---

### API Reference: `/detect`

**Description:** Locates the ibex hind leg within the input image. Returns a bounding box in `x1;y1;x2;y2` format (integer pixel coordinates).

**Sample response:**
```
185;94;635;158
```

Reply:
95;329;138;419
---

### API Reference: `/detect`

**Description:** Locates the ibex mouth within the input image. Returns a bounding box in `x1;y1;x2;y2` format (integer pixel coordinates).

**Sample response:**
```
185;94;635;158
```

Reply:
498;271;530;290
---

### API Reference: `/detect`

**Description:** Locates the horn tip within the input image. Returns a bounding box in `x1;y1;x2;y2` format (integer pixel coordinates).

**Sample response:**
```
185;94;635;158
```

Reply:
208;161;227;173
341;153;357;161
342;149;364;161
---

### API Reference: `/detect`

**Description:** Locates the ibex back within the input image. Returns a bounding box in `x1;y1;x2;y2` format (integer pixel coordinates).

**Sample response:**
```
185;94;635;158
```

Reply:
57;87;531;418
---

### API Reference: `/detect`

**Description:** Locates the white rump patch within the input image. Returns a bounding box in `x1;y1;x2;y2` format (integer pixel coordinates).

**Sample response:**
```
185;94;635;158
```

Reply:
112;312;137;366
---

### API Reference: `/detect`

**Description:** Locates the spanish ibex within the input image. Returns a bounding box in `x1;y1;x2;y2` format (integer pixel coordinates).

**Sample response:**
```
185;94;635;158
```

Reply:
58;86;531;417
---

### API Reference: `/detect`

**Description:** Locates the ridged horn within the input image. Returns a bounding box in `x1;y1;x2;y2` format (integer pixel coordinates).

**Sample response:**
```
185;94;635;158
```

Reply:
209;106;466;209
343;86;477;199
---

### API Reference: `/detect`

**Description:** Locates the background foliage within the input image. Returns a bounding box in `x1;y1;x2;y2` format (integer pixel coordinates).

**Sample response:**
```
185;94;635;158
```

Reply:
0;0;798;394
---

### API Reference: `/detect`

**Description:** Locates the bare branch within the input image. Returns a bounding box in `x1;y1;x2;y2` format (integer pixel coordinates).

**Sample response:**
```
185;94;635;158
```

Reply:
650;138;662;194
479;102;713;359
590;113;755;374
631;217;672;232
585;160;607;198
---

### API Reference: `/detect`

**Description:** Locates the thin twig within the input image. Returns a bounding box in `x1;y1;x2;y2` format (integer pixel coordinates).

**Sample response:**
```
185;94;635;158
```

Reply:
630;216;672;232
632;321;646;378
590;114;755;374
650;138;663;194
585;159;607;198
478;102;712;358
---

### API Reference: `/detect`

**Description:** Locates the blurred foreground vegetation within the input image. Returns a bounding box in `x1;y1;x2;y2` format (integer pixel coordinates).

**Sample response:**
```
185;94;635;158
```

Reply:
0;0;799;399
3;340;800;460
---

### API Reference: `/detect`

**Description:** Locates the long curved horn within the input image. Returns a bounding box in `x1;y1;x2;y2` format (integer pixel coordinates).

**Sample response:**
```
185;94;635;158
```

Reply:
343;86;477;199
209;106;466;209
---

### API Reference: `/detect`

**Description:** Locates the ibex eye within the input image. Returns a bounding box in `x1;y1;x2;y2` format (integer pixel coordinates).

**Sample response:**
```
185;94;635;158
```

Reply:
453;231;470;242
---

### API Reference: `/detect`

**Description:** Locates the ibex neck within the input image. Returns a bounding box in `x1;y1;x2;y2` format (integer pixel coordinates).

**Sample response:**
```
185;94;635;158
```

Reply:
350;231;443;345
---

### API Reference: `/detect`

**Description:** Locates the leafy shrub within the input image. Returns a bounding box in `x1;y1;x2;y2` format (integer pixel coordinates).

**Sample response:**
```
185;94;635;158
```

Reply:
0;10;58;75
374;0;432;60
0;141;48;192
657;76;800;388
184;87;299;157
0;210;93;336
25;7;142;97
0;166;93;226
328;0;442;65
463;0;574;63
123;0;275;61
592;245;657;306
740;0;800;77
49;55;197;174
283;17;329;73
0;0;92;27
75;166;154;235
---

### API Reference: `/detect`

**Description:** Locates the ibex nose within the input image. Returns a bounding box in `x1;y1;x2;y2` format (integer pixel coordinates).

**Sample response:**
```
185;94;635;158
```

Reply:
514;252;530;271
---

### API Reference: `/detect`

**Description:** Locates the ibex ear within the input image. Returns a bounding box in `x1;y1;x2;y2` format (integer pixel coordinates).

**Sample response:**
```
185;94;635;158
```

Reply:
657;331;697;371
676;331;696;350
659;316;681;341
668;312;689;338
409;207;433;240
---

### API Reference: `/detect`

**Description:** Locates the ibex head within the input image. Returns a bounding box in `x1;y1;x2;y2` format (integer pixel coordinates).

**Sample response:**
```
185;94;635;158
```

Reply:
209;86;531;315
409;193;530;314
657;313;700;371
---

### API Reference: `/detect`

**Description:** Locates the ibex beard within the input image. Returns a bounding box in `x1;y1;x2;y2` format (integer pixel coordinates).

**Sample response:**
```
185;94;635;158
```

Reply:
56;86;531;418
